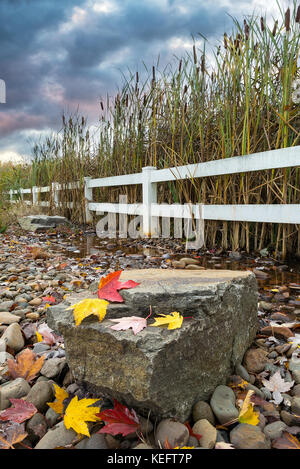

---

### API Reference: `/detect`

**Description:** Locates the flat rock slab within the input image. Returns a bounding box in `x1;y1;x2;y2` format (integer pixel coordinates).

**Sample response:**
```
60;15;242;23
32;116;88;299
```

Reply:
47;269;258;421
19;215;69;232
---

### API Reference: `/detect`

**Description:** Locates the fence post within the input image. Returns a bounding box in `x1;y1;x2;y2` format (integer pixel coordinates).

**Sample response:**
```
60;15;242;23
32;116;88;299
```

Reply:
32;187;38;205
84;177;93;223
51;182;59;207
142;166;158;237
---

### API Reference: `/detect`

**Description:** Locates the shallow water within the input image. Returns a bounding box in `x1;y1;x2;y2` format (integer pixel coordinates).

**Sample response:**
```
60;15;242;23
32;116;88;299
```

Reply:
47;233;300;293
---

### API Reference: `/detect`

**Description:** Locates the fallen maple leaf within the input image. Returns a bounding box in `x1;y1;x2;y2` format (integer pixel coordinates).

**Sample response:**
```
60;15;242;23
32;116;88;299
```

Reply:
66;298;109;326
184;422;202;441
149;312;183;330
262;371;294;405
109;316;147;335
63;396;101;437
42;295;56;304
37;323;61;346
47;383;69;415
97;399;140;437
97;270;140;303
238;391;260;426
7;348;45;382
272;431;300;449
0;399;37;424
0;422;28;449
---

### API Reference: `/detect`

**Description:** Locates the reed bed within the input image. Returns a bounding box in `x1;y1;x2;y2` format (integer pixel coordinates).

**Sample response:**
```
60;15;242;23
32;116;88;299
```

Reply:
2;4;300;258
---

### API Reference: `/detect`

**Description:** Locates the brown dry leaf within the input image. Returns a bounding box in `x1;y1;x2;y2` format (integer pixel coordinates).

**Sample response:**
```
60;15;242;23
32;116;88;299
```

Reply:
31;247;50;260
7;348;45;382
0;422;28;449
272;431;300;449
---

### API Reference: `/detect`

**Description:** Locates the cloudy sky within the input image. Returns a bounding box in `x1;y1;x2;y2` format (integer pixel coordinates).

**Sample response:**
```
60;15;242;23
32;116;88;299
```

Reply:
0;0;290;163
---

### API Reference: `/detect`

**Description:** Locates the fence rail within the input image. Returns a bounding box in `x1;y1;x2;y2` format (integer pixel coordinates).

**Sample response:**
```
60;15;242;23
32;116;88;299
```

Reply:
7;146;300;237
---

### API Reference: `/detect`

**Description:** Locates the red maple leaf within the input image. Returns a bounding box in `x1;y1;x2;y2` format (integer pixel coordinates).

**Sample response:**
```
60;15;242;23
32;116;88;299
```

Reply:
96;399;140;436
42;295;56;304
97;271;140;303
184;422;202;441
0;399;37;424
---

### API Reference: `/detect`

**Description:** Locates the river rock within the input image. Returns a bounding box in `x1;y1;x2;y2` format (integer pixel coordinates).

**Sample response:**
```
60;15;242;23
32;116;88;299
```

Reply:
47;268;258;421
0;312;21;324
291;397;300;415
263;421;287;440
34;421;77;449
1;323;25;352
40;357;67;378
192;401;215;425
0;377;31;410
155;419;189;448
24;380;54;412
243;348;269;374
230;424;271;449
75;433;108;449
26;413;48;444
210;385;239;424
192;419;217;449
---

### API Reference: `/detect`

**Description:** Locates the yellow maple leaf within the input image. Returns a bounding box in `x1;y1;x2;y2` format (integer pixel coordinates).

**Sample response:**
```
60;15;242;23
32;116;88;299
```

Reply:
36;331;43;343
238;390;259;426
63;396;101;437
149;312;183;330
47;383;69;415
66;298;109;326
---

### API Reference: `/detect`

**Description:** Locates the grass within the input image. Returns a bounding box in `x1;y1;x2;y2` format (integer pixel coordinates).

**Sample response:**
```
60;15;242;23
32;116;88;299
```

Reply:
1;2;300;258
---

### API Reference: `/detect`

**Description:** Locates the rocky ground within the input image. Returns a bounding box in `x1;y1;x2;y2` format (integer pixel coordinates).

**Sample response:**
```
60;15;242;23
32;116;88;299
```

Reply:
0;223;300;449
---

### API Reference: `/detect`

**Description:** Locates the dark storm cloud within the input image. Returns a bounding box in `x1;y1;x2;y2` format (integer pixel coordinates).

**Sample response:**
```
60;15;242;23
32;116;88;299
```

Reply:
0;0;255;157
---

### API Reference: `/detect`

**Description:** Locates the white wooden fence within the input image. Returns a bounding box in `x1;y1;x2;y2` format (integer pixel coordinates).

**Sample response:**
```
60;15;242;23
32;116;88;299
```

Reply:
8;146;300;237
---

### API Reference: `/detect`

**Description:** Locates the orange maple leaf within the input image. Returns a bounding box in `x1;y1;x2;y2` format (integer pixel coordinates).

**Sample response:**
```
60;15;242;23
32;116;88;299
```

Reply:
7;348;45;382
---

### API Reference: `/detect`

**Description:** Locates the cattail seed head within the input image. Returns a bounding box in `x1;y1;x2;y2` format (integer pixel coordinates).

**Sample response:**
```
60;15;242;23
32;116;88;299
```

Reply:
285;8;290;31
296;5;300;23
260;17;265;32
272;20;278;36
244;20;249;40
193;44;197;64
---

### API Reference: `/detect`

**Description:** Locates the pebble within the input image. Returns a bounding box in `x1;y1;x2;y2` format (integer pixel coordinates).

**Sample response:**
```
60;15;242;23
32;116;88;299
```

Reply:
75;433;108;449
243;348;269;373
192;401;215;425
210;385;239;424
280;410;300;426
26;413;48;444
0;312;21;324
0;377;31;410
34;421;77;449
0;301;14;312
24;380;54;412
155;419;189;448
40;357;67;378
192;419;217;449
1;323;25;351
133;443;153;449
235;363;250;382
28;298;43;306
263;421;287;440
291;397;300;415
45;407;60;428
291;370;300;384
230;423;271;449
0;351;14;365
0;338;7;352
292;384;300;397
